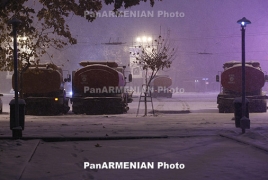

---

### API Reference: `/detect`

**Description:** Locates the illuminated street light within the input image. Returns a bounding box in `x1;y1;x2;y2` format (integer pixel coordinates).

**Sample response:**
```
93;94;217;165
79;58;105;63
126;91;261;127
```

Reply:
237;17;251;27
237;17;251;133
136;37;141;42
142;36;147;42
136;36;152;44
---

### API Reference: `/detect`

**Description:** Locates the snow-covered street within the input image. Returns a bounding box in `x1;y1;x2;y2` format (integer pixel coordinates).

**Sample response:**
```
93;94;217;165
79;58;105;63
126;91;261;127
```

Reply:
1;92;268;180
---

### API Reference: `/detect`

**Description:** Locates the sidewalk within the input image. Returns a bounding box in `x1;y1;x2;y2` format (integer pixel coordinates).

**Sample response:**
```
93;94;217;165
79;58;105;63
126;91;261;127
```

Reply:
1;112;268;180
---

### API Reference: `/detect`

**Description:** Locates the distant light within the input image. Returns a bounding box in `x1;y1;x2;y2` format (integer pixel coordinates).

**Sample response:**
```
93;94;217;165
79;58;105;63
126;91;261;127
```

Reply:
142;36;147;42
69;91;73;96
54;97;59;101
136;36;152;43
18;36;27;41
21;36;27;40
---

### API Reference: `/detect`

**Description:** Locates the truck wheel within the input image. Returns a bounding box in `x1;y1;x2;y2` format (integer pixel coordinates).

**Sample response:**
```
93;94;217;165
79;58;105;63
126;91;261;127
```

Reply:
73;108;82;114
63;104;70;114
115;108;124;114
219;107;225;113
219;105;231;113
261;103;267;112
256;102;267;112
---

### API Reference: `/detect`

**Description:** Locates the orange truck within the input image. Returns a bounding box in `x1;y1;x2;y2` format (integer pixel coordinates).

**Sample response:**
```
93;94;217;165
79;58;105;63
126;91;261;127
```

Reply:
71;61;132;114
216;61;268;113
13;63;70;115
150;75;172;98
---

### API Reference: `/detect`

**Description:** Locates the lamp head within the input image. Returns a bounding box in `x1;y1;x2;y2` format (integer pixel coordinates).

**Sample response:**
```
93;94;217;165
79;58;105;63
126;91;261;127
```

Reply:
8;17;21;26
237;17;251;27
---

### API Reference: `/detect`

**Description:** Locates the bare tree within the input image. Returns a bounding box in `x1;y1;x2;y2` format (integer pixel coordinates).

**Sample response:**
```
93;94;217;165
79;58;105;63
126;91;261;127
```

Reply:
133;34;176;116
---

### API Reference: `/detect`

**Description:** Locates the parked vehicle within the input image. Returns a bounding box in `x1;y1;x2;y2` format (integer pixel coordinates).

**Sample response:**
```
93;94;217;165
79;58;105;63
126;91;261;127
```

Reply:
13;63;71;115
150;75;172;98
216;61;268;113
71;61;132;114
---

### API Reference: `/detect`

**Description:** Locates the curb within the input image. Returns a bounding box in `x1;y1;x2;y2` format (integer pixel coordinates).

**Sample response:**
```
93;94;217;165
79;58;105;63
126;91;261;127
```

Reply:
0;135;169;142
219;133;268;152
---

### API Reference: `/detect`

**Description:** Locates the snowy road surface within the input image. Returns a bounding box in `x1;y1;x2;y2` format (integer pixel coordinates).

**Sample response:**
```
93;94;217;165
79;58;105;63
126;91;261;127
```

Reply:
1;92;268;180
129;92;218;115
1;136;268;180
0;92;218;114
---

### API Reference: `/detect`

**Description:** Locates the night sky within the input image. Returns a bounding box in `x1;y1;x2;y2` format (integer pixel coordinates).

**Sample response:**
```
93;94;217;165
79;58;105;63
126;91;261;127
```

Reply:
45;0;268;90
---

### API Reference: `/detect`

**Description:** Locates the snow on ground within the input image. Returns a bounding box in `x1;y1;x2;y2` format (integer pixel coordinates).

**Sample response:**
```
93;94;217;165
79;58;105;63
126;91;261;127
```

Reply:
2;137;268;180
0;92;268;179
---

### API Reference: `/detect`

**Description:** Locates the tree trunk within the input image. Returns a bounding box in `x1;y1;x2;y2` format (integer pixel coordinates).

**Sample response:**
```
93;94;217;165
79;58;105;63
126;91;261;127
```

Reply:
144;69;148;116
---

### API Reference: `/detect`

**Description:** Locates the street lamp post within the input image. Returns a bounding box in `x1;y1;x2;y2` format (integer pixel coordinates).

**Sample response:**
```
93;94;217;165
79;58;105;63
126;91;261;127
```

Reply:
8;17;22;138
237;17;251;133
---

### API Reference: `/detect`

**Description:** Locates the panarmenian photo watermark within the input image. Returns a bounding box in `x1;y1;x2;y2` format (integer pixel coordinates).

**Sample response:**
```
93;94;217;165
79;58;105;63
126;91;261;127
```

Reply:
83;86;185;94
84;162;185;170
84;10;185;18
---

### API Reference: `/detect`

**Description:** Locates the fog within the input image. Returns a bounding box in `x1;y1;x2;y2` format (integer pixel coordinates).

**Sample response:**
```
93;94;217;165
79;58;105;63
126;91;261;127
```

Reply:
4;0;268;93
